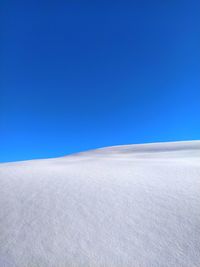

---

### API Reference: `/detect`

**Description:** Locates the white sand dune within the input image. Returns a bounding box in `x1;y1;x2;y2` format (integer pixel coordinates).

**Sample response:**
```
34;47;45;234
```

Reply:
0;141;200;267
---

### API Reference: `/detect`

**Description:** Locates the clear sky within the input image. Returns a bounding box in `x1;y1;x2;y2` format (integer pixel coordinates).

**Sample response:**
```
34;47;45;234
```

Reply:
1;0;200;162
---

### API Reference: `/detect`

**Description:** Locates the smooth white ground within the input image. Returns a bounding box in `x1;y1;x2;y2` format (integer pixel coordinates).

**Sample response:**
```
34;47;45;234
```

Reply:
0;141;200;267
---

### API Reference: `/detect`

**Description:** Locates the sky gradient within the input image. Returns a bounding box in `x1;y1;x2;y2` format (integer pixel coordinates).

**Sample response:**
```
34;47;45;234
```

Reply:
1;0;200;162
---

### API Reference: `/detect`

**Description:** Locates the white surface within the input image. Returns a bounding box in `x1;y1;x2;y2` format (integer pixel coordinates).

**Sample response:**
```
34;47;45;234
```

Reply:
0;141;200;267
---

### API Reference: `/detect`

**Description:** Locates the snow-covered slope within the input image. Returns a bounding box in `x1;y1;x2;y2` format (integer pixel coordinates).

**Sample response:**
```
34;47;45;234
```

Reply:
0;141;200;267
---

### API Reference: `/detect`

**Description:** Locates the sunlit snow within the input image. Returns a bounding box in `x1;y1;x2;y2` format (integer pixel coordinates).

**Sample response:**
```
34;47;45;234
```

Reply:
0;141;200;267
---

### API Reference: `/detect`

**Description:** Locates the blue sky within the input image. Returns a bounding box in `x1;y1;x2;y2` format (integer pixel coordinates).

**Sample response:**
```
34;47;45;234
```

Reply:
1;0;200;162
